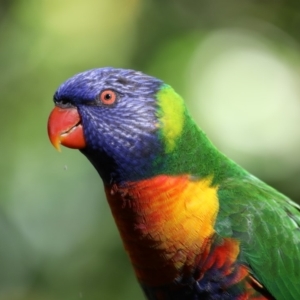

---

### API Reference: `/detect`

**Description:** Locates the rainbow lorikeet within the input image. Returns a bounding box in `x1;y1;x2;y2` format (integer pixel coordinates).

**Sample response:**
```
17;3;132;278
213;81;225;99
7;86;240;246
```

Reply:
47;68;300;300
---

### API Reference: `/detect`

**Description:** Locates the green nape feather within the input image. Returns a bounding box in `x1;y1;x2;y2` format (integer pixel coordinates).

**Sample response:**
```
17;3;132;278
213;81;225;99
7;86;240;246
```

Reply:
155;85;247;183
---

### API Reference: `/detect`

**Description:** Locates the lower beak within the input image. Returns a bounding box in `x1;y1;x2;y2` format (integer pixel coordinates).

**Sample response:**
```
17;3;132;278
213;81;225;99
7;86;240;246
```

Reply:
47;106;86;151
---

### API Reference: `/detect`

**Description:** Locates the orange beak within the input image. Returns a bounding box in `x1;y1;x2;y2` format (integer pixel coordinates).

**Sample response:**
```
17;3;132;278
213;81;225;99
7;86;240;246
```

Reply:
47;106;86;151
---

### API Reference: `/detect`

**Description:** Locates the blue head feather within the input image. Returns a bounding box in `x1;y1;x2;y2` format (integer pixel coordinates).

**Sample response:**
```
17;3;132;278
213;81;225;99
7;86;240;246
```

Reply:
54;68;164;184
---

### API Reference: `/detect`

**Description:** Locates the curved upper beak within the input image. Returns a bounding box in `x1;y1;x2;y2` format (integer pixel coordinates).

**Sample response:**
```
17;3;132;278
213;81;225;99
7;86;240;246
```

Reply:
47;106;86;151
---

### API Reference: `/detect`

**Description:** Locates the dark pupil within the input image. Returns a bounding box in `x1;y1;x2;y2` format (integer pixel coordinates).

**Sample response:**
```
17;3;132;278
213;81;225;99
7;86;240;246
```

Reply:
104;93;112;100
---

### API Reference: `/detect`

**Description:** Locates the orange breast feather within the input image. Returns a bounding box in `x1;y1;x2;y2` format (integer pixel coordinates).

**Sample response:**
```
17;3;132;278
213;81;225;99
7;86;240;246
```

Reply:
105;175;219;286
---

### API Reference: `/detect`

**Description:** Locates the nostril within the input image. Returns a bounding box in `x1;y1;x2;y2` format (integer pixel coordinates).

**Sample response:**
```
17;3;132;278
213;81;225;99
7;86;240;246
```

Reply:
54;97;74;109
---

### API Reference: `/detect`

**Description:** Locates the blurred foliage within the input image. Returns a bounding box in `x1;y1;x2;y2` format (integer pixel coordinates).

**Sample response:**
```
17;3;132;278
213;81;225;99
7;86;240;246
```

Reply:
1;0;300;299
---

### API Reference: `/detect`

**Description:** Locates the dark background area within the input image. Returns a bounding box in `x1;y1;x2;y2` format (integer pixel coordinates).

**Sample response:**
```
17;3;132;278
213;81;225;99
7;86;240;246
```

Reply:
1;1;300;299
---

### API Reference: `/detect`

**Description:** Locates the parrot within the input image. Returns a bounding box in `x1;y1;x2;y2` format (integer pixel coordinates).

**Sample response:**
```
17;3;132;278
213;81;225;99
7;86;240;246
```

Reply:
47;67;300;300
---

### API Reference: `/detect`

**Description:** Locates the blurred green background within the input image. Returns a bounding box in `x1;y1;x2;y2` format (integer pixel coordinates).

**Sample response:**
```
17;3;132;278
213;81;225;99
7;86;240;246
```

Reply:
1;0;300;299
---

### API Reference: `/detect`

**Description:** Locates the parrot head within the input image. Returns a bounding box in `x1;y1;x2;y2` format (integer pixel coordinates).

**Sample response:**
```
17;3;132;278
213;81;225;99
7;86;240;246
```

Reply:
48;68;187;184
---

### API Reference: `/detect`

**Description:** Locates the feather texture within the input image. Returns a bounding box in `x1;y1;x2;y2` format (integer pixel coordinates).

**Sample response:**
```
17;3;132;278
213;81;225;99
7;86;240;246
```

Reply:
49;68;300;299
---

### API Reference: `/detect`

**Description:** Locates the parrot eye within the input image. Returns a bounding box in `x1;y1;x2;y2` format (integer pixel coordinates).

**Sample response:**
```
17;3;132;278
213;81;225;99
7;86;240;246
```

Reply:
99;89;117;105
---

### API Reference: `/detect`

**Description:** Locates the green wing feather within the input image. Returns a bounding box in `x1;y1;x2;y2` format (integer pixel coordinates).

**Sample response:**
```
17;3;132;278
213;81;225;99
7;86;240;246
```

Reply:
216;175;300;300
